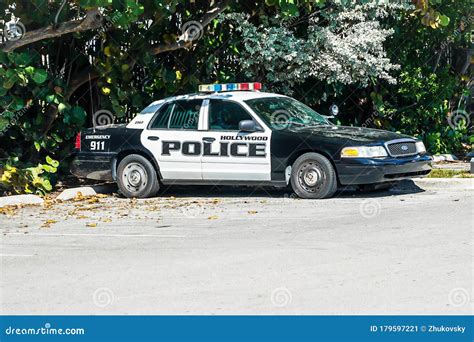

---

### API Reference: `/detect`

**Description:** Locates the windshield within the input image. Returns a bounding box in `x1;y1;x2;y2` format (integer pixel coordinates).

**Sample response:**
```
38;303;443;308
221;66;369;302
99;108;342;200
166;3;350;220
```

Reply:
245;97;330;129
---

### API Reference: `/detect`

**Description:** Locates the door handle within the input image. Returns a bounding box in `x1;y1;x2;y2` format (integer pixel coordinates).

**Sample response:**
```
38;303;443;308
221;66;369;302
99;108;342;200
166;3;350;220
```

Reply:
202;137;216;142
147;136;159;141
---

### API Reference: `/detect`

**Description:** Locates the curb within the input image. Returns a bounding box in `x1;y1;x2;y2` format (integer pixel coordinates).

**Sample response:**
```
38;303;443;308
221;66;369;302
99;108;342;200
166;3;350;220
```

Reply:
0;194;44;208
56;184;117;201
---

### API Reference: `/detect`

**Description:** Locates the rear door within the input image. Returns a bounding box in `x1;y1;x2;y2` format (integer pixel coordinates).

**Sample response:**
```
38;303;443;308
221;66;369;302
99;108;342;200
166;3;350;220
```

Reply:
201;99;272;181
141;99;204;180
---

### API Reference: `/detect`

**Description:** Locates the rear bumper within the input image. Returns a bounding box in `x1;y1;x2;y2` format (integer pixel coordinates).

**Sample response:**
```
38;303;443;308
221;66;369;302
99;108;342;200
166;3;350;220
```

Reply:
336;154;432;185
70;152;116;181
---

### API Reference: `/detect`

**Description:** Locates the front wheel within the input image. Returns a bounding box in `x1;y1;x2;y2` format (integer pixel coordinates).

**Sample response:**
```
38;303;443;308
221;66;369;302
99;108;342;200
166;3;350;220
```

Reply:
290;152;337;199
117;154;160;198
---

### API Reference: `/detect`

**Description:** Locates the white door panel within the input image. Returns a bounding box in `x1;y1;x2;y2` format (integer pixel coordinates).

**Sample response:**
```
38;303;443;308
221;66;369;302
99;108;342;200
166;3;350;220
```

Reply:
201;132;272;181
141;130;204;180
201;99;272;181
140;99;205;181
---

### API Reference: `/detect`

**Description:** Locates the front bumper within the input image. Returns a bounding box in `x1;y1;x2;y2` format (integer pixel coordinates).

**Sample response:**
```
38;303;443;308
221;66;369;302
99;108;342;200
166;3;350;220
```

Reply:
336;154;432;185
70;152;117;181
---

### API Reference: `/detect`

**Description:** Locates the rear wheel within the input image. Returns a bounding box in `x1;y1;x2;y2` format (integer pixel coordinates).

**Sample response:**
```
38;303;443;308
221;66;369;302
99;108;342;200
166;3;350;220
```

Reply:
290;152;337;199
117;154;160;198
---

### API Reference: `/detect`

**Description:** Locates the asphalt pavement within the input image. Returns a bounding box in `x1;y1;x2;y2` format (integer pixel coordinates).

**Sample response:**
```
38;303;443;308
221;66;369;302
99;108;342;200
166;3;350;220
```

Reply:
0;184;472;315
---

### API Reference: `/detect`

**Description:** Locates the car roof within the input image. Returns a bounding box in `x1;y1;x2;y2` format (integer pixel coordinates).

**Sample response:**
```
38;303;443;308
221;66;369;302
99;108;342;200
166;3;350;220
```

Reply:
147;91;286;107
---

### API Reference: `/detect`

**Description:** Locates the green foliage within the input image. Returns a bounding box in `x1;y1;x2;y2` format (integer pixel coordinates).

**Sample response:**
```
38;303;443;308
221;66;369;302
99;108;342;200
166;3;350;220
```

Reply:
0;156;58;196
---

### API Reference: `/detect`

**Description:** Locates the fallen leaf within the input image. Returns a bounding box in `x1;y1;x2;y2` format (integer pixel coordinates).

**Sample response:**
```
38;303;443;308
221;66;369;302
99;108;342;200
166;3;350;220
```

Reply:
41;219;57;228
86;223;97;227
248;210;258;214
73;191;85;201
207;215;218;220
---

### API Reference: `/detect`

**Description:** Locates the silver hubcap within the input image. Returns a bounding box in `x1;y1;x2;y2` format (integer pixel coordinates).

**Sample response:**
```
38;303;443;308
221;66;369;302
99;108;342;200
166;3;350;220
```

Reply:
298;162;325;192
303;169;321;187
122;163;147;192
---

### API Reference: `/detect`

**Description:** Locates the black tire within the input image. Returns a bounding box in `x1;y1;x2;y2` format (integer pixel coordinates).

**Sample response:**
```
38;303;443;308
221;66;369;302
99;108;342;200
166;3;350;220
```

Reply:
357;181;399;192
290;152;337;199
117;154;160;198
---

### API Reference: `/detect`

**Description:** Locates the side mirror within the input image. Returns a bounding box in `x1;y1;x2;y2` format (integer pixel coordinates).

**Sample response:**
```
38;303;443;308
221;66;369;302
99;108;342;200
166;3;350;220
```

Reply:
239;120;260;132
330;104;339;117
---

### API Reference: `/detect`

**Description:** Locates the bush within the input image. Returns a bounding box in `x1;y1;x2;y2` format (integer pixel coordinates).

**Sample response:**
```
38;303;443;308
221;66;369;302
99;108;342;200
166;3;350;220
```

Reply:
0;156;58;196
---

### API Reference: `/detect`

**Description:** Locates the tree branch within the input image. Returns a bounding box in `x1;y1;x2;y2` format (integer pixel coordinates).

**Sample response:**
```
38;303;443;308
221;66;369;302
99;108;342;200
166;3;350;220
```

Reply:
1;9;103;53
150;0;230;55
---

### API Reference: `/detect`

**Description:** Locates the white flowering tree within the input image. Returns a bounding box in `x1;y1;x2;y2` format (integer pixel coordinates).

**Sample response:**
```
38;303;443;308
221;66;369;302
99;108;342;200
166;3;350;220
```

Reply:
224;1;411;93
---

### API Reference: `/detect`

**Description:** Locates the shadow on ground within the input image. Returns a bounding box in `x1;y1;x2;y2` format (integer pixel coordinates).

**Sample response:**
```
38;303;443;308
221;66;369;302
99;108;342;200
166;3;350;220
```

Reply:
155;179;425;199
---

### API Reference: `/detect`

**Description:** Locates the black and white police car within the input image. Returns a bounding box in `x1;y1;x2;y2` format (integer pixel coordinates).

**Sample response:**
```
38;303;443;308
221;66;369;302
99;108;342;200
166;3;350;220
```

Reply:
71;82;432;199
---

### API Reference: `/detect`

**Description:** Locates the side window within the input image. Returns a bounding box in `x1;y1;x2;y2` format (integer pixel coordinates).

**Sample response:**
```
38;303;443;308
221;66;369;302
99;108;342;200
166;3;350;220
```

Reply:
168;100;202;130
209;100;254;131
149;103;173;129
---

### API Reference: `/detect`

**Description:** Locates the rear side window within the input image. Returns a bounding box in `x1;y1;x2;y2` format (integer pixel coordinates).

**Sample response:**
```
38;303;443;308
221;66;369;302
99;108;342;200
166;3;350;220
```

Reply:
149;103;173;129
169;100;202;130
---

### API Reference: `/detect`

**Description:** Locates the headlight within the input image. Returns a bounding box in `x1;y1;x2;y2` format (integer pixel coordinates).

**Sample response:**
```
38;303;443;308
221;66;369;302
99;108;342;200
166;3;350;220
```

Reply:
341;146;388;158
415;141;426;154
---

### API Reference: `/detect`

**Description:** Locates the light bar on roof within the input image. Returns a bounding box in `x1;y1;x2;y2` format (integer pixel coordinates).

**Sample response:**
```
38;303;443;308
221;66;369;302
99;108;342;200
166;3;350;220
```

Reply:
198;82;262;93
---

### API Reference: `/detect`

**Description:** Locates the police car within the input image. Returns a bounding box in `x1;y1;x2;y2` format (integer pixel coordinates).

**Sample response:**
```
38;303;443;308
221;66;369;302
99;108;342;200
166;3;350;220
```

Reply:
71;82;432;199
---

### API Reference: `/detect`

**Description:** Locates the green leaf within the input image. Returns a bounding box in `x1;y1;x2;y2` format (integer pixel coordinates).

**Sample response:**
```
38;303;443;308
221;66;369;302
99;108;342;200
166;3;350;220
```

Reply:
42;179;53;191
45;155;59;167
439;15;450;26
34;142;41;152
24;66;35;75
41;164;57;173
32;69;48;84
0;117;10;132
58;103;68;113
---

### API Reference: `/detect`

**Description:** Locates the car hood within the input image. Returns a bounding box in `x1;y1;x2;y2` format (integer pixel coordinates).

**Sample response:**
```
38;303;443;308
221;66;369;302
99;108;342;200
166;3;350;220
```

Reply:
290;125;414;144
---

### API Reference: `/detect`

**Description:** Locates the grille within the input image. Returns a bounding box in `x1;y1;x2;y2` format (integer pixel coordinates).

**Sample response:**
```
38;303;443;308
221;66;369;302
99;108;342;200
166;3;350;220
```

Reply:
386;141;417;157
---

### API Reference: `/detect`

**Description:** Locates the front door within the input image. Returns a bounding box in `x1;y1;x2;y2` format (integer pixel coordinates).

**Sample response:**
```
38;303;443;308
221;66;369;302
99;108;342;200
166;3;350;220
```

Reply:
201;99;272;181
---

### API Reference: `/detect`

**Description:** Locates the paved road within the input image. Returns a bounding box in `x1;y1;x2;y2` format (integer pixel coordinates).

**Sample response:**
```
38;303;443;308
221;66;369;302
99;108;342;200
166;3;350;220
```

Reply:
1;184;472;315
